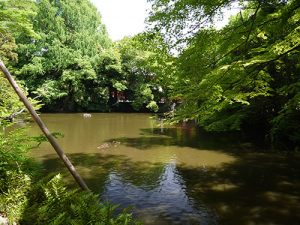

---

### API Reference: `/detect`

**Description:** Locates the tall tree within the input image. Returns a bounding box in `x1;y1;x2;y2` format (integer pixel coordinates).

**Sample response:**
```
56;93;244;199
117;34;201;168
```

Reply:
116;33;175;112
0;0;36;62
15;0;112;111
0;0;39;120
148;0;300;149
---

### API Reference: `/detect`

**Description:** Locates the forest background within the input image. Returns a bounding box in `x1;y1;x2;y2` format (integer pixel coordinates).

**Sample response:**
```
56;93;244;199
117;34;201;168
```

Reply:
0;0;299;224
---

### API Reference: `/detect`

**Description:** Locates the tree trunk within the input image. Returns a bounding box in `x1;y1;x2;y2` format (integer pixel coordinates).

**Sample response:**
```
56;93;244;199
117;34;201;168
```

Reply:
0;60;89;191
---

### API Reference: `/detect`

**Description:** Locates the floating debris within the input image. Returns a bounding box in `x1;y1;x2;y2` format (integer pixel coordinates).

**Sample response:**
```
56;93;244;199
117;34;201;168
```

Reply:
83;113;92;118
97;141;121;150
97;143;110;149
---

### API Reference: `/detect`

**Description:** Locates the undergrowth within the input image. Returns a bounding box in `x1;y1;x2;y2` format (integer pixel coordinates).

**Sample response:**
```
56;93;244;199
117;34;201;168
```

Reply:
0;125;139;225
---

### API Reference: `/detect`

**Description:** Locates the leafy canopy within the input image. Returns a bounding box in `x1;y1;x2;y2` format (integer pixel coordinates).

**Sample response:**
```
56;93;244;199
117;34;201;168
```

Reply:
147;0;300;149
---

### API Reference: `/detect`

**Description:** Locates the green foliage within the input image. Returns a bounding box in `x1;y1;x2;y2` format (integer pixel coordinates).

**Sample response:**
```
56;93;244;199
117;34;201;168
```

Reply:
147;0;233;48
116;33;175;111
146;100;159;112
0;125;138;225
0;76;24;119
0;0;41;122
0;0;37;62
22;174;139;225
15;0;112;111
0;171;138;225
271;92;300;150
0;126;37;173
148;0;300;149
2;0;170;113
0;171;31;223
0;126;36;223
0;75;42;121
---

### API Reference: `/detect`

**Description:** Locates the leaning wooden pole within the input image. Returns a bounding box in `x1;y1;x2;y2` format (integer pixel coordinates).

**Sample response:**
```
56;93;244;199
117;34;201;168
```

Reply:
0;60;89;191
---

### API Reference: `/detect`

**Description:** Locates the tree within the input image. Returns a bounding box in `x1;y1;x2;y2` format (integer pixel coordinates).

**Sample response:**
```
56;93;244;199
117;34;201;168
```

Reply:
0;0;40;121
0;0;37;62
147;0;300;149
14;0;112;111
116;33;175;112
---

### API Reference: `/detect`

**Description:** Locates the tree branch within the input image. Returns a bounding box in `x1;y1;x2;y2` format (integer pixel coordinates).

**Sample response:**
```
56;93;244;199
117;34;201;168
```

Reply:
0;60;89;191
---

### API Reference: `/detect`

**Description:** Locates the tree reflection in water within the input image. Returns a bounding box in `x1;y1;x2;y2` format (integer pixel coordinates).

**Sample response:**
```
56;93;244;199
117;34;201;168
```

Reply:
102;162;218;225
28;114;300;225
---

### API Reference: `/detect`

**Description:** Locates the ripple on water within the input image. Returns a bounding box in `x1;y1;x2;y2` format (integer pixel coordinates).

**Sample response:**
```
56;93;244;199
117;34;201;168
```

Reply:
27;114;238;225
102;164;219;225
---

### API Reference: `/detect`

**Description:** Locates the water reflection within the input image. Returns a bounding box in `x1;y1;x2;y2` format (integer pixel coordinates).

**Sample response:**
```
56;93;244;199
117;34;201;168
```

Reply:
103;163;218;225
25;113;300;225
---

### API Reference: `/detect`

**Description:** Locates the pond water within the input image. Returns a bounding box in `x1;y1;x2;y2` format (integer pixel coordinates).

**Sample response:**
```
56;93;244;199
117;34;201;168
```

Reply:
27;113;300;225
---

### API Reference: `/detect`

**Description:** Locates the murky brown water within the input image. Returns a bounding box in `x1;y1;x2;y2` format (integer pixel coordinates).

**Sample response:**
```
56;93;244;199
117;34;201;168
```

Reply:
27;113;300;225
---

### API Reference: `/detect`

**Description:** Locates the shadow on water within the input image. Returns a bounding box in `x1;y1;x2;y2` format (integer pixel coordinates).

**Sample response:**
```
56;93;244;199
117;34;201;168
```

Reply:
40;153;165;193
40;152;219;225
39;144;300;224
29;115;300;225
179;153;300;225
105;127;259;152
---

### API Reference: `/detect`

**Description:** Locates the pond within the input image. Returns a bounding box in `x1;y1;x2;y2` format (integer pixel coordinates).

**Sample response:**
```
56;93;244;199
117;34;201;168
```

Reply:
27;113;300;225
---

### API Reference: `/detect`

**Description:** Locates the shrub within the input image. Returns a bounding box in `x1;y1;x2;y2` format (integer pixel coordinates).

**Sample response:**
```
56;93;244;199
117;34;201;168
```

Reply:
0;125;139;225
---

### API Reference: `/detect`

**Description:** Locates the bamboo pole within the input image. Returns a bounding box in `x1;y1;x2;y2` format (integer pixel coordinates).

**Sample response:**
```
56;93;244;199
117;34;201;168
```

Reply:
0;60;89;191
